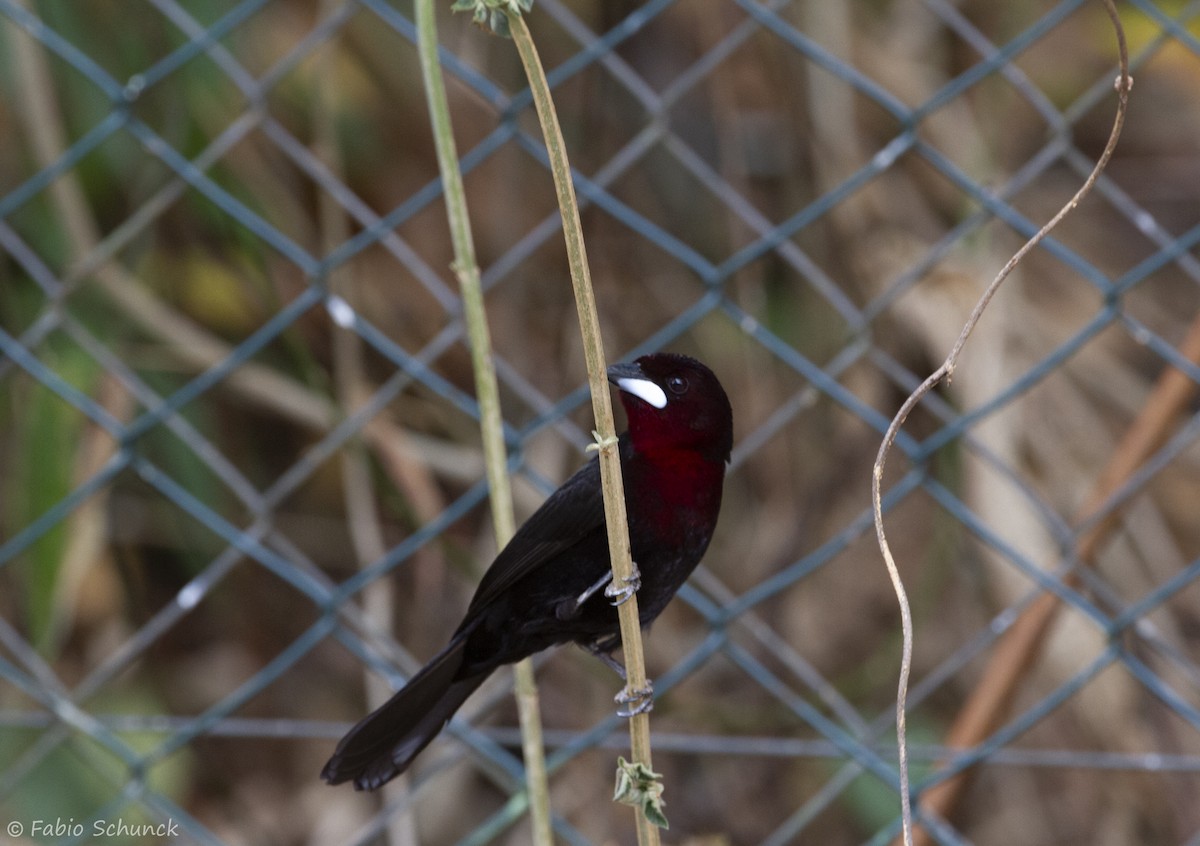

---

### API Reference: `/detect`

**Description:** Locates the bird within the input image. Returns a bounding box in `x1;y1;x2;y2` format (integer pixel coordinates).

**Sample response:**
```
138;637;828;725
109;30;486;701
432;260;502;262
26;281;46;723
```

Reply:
321;352;732;790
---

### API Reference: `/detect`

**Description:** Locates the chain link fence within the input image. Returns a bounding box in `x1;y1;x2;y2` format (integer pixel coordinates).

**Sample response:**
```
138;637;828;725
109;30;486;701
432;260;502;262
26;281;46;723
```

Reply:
2;0;1200;843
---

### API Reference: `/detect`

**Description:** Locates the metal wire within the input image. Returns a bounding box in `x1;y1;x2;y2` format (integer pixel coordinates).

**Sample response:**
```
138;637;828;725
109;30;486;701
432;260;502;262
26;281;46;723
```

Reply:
2;1;1199;844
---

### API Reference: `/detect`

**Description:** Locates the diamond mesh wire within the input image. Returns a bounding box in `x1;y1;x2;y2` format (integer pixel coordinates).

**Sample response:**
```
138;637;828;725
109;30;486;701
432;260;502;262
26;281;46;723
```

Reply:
2;1;1200;844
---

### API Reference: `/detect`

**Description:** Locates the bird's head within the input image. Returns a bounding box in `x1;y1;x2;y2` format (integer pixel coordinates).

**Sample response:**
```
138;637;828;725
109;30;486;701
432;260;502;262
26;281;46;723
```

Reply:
607;353;733;463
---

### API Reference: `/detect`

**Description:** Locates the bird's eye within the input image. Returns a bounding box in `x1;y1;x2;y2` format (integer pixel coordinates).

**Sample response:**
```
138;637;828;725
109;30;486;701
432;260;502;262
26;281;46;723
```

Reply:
666;375;688;395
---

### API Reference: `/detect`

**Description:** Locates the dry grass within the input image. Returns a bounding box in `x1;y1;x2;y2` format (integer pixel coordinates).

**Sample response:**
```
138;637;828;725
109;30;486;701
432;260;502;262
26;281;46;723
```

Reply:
2;1;1200;844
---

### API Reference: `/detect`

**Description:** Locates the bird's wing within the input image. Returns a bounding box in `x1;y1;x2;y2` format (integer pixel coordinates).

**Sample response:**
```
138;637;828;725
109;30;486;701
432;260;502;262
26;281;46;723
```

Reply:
459;441;624;625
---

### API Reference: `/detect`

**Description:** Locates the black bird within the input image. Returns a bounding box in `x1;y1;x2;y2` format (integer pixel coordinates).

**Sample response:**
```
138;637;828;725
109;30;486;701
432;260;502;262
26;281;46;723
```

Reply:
322;353;732;790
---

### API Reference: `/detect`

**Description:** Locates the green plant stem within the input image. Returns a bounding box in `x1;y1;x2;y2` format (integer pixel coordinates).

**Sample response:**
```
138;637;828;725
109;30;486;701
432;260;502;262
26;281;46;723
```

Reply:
415;2;554;844
506;11;660;844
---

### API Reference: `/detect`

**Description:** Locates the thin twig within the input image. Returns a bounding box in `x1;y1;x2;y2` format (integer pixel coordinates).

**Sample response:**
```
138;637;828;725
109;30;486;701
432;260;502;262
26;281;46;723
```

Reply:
506;10;661;843
417;1;555;843
872;3;1131;843
315;6;417;843
910;298;1200;845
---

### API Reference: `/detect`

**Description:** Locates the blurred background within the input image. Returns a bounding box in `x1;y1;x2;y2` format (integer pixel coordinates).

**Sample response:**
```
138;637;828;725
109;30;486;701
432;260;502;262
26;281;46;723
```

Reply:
2;0;1200;843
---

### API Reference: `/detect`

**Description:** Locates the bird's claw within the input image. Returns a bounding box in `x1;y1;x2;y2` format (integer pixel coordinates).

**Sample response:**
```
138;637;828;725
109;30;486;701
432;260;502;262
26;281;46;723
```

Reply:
560;571;614;620
605;562;642;607
615;681;654;717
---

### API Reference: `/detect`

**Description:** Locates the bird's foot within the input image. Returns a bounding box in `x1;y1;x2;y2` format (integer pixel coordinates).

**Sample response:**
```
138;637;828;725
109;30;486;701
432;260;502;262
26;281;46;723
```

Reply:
615;681;654;717
559;571;614;620
605;562;642;607
585;643;628;680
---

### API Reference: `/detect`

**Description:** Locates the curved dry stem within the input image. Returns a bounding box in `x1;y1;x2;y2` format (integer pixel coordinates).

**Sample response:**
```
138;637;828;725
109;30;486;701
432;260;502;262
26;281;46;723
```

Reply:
872;3;1131;843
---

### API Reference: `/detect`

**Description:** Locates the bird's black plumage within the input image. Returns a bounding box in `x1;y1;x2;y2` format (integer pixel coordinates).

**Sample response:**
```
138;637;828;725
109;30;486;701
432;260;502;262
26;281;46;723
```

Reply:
322;353;732;790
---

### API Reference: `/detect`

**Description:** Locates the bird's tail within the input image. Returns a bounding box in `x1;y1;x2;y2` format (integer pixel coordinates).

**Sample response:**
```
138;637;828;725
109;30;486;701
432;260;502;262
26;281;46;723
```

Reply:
321;637;486;790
